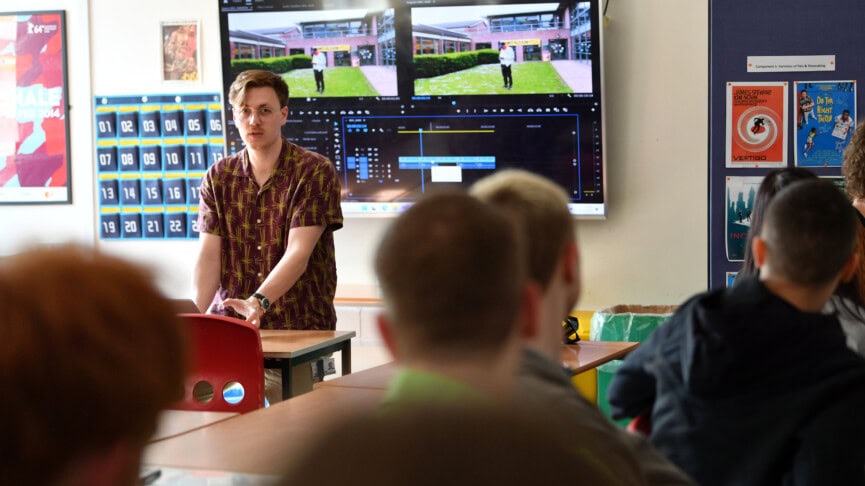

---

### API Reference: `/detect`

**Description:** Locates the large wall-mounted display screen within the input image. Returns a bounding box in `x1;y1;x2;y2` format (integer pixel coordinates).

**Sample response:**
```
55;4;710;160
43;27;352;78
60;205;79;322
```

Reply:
219;0;605;217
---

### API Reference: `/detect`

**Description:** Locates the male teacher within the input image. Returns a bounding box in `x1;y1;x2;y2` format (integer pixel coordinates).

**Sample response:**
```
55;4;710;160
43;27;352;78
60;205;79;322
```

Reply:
193;69;343;402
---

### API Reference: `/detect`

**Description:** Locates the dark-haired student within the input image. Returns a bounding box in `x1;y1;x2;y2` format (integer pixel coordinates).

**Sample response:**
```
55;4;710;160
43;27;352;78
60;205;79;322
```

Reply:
608;179;865;486
736;167;817;280
373;190;534;406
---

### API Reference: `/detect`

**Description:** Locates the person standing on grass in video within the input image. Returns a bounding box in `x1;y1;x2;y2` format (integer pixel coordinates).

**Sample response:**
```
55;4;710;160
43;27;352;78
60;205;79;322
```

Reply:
499;43;515;90
312;48;326;94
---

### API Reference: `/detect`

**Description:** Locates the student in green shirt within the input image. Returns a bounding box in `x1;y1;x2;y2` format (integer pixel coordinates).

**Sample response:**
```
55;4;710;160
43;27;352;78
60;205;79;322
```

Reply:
373;190;534;409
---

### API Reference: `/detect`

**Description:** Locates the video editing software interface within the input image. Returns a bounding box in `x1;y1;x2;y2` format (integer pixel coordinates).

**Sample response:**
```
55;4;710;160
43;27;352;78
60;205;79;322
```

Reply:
219;0;605;216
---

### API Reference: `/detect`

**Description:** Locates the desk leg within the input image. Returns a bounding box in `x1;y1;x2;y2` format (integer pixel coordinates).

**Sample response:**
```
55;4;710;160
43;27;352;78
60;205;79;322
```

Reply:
281;360;292;401
342;342;352;375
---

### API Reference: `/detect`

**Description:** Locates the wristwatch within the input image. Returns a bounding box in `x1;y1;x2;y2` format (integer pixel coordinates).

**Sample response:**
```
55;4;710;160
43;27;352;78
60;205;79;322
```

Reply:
252;292;271;312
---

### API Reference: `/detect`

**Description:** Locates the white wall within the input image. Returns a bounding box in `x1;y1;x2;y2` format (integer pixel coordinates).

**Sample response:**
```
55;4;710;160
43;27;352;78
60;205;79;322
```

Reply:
0;0;708;311
580;1;709;308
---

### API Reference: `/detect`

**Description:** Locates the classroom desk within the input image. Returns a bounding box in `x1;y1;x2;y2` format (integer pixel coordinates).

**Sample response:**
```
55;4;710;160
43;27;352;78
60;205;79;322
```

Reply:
560;340;639;374
317;340;639;390
149;410;239;443
260;330;355;400
143;340;637;475
142;386;385;476
316;361;398;389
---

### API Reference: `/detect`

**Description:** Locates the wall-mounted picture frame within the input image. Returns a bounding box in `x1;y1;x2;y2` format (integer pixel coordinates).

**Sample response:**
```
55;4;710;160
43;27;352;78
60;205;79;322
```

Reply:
0;10;72;204
161;20;200;83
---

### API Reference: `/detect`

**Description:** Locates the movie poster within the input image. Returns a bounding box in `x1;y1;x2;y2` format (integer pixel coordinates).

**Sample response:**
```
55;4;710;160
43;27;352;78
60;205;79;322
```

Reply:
794;81;856;168
726;272;738;288
161;20;200;82
0;11;70;204
726;82;788;168
725;175;763;261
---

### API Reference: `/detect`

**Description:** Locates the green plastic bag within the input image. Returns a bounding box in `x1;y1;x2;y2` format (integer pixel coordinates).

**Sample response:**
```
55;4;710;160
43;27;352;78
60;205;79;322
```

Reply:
591;305;676;425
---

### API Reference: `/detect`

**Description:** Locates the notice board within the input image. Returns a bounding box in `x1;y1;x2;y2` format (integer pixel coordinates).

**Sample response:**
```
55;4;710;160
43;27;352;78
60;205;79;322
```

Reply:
709;0;865;288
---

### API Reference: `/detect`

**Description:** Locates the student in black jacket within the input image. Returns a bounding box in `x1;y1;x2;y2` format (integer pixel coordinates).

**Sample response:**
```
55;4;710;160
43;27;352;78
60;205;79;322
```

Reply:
608;179;865;486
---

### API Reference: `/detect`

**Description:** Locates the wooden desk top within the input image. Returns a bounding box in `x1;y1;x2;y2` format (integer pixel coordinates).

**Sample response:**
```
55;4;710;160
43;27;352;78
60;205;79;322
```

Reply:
149;410;239;443
143;386;385;475
259;330;355;359
318;340;638;390
317;362;398;389
333;297;382;306
560;340;639;374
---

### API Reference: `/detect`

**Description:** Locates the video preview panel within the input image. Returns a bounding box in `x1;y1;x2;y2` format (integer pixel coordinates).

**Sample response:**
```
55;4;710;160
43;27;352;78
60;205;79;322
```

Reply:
411;2;593;97
227;8;397;98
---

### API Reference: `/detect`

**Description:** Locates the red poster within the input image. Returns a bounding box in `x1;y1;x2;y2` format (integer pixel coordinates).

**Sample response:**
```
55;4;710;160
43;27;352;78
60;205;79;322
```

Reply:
0;11;70;203
725;82;788;168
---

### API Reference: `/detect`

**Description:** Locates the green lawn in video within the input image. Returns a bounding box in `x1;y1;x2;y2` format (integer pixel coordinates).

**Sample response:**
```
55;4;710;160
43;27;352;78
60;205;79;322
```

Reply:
284;67;379;97
414;62;571;95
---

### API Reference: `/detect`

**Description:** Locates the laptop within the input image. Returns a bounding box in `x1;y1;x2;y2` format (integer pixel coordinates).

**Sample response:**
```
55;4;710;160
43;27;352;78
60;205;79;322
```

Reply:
170;299;201;314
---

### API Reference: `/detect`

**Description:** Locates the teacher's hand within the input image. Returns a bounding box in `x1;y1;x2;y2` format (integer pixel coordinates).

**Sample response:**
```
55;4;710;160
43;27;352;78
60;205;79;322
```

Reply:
223;297;264;328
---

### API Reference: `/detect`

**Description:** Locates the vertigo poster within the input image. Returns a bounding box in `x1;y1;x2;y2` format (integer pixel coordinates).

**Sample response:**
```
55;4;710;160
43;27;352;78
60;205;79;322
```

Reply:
0;11;71;204
725;82;788;168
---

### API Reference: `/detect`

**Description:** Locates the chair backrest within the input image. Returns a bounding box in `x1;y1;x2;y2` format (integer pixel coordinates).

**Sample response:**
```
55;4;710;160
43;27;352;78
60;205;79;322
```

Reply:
174;313;264;413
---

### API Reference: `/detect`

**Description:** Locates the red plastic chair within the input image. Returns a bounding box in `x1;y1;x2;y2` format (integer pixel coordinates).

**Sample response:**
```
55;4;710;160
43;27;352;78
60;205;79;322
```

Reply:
173;313;265;414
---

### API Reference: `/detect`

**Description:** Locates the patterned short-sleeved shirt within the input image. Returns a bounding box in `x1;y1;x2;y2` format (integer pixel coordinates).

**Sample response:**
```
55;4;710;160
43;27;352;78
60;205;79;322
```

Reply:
198;138;343;330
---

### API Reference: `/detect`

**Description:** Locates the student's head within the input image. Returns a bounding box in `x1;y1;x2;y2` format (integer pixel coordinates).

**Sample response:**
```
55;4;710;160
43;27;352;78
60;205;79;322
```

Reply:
0;245;187;486
374;190;528;362
843;121;865;199
471;170;579;354
740;167;817;279
471;170;576;291
756;179;858;287
840;121;865;304
229;69;289;109
843;109;851;119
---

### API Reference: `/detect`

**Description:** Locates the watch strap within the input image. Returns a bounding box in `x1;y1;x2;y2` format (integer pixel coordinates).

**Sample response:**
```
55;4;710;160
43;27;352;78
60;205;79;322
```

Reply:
252;292;271;311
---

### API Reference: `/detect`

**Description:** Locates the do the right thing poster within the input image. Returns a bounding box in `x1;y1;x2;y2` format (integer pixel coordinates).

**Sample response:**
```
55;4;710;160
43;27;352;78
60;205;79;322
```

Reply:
794;80;856;168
